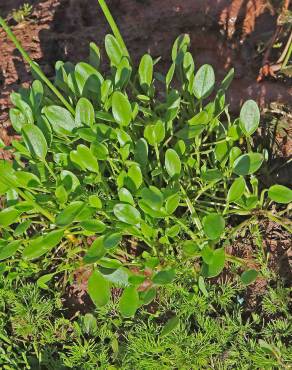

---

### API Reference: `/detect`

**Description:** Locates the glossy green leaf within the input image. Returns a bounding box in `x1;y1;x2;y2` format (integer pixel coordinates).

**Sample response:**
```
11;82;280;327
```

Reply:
268;185;292;204
203;213;225;240
241;269;258;285
0;208;20;227
239;100;260;136
0;240;21;261
55;185;68;204
171;34;190;62
9;108;27;133
112;91;132;126
43;105;79;136
134;138;148;167
198;276;209;297
138;54;153;88
119;285;139;318
88;270;110;307
75;97;95;127
144;120;165;146
89;42;101;70
60;170;80;193
83;237;107;264
227;177;246;202
127;164;143;190
140;288;156;305
22;124;47;160
14;220;32;237
118;188;134;205
233;153;263;176
30;80;43;112
113;204;141;225
103;232;123;250
229;147;242;166
193;64;215;99
90;142;108;160
55;201;85;226
75;62;103;96
201;248;225;278
165;193;180;214
80;219;107;233
182;240;200;257
220;68;234;91
23;230;64;260
70;144;99;173
188;111;209;126
161;316;180;337
201;169;223;182
153;269;175;285
165;149;181;178
37;273;54;290
105;34;124;67
141;186;163;210
201;245;215;264
10;92;34;124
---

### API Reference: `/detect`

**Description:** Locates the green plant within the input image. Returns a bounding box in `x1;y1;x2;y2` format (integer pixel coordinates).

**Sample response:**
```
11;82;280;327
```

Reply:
10;3;33;24
0;1;291;318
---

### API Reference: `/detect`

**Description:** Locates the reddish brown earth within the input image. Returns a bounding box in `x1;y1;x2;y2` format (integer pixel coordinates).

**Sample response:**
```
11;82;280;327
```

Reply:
0;0;291;123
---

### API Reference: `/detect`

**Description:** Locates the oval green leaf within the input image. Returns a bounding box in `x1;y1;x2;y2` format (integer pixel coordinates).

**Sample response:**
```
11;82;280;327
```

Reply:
239;100;260;136
193;64;215;99
22;229;64;260
240;269;258;285
0;240;21;261
268;185;292;204
227;177;246;202
233;153;263;176
138;54;153;89
75;97;95;127
203;213;225;240
112;91;132;126
161;316;180;337
119;285;139;318
165;149;181;178
88;270;110;307
113;203;141;225
55;201;85;227
22;124;48;160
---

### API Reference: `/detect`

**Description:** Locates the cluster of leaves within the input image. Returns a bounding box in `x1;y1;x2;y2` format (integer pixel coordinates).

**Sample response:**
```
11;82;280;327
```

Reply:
10;3;33;24
0;32;291;317
0;269;291;369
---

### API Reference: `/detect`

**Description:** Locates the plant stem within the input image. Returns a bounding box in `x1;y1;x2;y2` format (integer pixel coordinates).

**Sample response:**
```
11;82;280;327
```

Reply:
180;185;202;231
43;160;57;181
97;0;130;59
17;188;55;223
0;17;75;115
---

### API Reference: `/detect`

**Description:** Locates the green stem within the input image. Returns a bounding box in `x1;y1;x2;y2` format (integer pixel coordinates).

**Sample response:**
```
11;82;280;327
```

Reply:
43;160;57;181
171;216;199;241
262;211;292;233
17;188;55;223
97;0;130;59
281;31;292;70
180;185;202;232
0;17;74;115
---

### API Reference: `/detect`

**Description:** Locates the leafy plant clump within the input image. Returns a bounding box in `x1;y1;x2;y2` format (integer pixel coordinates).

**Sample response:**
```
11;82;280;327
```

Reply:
0;9;291;317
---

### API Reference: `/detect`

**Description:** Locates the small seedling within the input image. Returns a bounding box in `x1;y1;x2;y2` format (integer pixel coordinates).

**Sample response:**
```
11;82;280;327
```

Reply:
11;3;33;24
